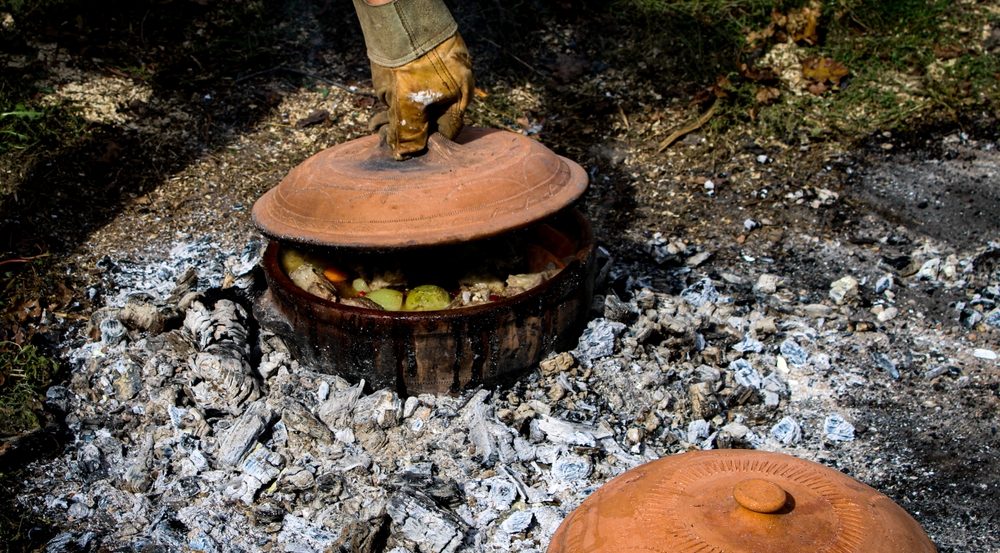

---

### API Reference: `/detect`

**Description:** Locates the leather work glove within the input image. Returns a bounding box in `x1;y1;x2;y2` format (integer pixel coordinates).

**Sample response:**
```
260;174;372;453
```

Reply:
353;0;474;159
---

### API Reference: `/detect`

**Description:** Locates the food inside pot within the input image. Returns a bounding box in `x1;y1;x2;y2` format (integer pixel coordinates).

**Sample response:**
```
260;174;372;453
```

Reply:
279;223;575;311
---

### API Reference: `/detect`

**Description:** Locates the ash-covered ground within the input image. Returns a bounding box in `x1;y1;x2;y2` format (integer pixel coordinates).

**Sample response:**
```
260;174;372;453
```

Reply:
16;131;1000;552
2;2;998;550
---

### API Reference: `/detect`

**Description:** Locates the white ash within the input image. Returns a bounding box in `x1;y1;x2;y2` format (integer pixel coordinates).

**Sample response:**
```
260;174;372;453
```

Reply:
20;235;999;551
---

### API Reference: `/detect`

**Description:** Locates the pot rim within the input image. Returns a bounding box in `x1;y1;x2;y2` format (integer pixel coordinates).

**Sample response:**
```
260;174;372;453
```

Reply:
263;208;594;321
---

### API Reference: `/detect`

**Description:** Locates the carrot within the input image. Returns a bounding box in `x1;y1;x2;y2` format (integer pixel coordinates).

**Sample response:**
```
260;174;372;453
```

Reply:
323;266;350;283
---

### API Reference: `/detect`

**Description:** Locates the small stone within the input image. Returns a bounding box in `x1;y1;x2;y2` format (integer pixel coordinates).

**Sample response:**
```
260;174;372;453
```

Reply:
750;317;777;335
799;304;833;318
403;396;420;418
573;319;626;368
551;454;593;482
732;334;764;353
730;359;762;389
99;316;127;346
986;309;1000;328
688;382;721;420
915;258;941;281
687;419;710;443
603;294;639;323
539;352;575;376
872;352;899;379
720;272;745;285
685;250;713;268
877;307;899;322
755;274;781;294
779;339;809;366
829;276;859;305
875;274;893;294
770;416;802;445
823;414;855;442
973;348;998;360
681;278;723;307
625;427;644;444
500;511;534;534
720;422;749;439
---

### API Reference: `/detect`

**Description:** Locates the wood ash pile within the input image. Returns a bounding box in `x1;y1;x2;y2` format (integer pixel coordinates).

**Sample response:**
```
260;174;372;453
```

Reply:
17;233;999;552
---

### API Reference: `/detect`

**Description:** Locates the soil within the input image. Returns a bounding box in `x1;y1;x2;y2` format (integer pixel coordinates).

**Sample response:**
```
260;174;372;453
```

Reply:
1;1;997;551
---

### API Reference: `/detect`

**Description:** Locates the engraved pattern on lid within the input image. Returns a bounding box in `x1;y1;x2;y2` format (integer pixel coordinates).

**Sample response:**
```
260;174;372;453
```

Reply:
252;128;588;248
548;450;937;553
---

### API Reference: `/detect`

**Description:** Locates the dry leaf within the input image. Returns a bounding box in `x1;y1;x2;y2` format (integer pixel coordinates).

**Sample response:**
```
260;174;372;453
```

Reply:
756;86;782;104
295;109;330;129
746;25;776;46
788;4;821;45
474;87;489;99
802;57;849;85
933;44;964;60
16;299;41;322
807;82;829;95
747;2;821;47
740;63;779;83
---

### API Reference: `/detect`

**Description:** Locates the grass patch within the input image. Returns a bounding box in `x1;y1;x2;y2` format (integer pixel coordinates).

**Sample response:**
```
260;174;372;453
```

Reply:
0;102;85;158
754;1;995;140
0;341;59;437
611;0;997;140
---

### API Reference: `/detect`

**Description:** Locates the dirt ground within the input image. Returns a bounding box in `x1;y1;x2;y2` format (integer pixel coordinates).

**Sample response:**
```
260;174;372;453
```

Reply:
1;0;998;551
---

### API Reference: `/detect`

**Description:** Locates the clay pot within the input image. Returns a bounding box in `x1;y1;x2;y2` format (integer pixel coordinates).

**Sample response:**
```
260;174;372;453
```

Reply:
548;449;937;553
254;209;595;396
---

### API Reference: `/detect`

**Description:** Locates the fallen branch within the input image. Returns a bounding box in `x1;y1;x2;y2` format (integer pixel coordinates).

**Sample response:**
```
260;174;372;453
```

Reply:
657;99;719;153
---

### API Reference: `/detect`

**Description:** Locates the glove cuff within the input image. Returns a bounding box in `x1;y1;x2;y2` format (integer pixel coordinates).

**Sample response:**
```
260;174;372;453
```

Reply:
352;0;458;68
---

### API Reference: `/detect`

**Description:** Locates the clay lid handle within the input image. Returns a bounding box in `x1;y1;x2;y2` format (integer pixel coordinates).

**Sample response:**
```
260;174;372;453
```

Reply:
371;132;466;162
733;479;788;514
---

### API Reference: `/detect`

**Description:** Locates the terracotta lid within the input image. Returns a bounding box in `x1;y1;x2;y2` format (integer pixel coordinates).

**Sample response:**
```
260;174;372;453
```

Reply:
252;127;588;248
548;450;937;553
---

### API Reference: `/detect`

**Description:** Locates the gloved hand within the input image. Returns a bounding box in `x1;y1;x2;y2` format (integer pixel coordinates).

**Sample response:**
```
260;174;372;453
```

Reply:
352;0;474;159
369;32;473;159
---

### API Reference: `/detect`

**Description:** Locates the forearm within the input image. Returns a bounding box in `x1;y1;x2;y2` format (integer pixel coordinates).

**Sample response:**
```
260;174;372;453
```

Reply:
352;0;458;67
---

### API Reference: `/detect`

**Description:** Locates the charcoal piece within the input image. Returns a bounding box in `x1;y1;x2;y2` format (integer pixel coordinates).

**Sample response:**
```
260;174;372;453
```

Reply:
216;401;276;467
688;382;721;420
387;491;467;553
277;515;344;552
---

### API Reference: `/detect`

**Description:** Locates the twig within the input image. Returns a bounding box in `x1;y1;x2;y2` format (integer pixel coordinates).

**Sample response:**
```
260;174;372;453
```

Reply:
657;99;719;153
480;38;545;77
617;104;630;130
0;253;50;268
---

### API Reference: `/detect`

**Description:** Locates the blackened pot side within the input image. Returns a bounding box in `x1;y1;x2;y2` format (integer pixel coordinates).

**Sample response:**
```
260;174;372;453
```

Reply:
254;209;596;396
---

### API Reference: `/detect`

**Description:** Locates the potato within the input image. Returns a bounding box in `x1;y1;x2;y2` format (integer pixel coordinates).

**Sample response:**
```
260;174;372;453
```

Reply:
403;285;451;311
366;288;404;311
